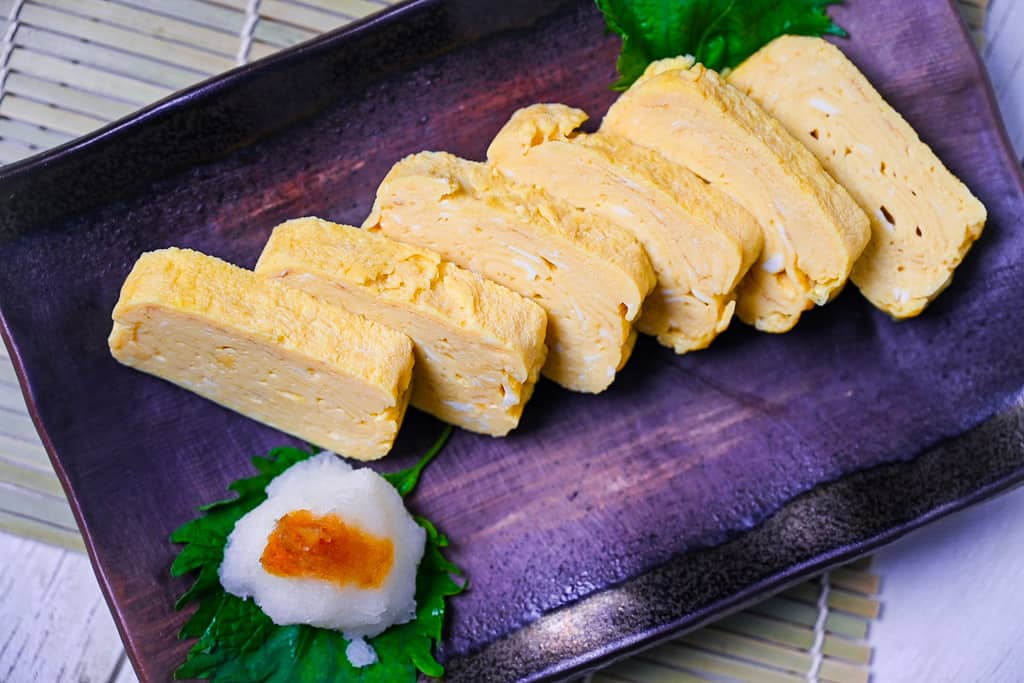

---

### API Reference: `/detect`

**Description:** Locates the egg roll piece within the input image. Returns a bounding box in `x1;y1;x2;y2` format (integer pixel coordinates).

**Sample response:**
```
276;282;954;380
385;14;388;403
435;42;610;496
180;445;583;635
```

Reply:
488;103;762;353
602;57;870;332
363;152;656;394
109;248;414;460
256;217;548;436
729;36;987;318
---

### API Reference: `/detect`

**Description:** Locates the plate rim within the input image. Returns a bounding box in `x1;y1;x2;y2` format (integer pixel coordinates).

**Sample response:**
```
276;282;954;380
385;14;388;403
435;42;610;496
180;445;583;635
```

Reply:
452;400;1024;681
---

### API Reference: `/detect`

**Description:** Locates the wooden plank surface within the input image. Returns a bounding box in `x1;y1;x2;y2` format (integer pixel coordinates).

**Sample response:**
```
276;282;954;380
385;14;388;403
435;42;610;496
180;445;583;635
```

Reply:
0;531;126;682
871;481;1024;681
985;0;1024;154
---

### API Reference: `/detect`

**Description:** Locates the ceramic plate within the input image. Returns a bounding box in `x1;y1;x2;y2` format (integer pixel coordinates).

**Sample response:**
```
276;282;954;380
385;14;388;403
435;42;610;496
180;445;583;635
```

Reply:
1;0;1022;680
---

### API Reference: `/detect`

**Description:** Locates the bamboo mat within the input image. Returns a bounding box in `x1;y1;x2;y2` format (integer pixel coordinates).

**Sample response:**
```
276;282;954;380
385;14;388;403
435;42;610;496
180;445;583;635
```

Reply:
1;0;994;680
960;0;989;49
0;0;395;164
592;562;879;683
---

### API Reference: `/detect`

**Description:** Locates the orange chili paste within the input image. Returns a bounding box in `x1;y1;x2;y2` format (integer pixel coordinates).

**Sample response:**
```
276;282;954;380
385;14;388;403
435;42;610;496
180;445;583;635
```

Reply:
260;509;393;589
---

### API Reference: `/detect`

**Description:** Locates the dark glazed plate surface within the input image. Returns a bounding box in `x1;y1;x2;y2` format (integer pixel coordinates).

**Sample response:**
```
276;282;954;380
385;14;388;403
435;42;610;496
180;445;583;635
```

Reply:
1;0;1023;681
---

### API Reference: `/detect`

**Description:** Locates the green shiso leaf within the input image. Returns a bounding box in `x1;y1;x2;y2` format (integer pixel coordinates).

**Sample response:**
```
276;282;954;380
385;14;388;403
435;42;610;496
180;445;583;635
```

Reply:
169;431;464;681
380;425;452;496
596;0;847;90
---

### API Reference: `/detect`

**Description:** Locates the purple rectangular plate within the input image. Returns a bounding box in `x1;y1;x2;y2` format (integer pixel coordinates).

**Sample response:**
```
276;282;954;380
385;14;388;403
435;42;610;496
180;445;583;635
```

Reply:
1;0;1023;680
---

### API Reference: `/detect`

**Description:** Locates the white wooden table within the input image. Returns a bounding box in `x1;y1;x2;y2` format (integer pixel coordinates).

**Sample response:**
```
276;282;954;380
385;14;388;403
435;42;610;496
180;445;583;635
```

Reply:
0;2;1022;681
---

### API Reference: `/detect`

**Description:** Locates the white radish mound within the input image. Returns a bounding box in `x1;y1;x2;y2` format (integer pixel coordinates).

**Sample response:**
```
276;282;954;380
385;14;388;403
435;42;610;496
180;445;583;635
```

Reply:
218;453;426;643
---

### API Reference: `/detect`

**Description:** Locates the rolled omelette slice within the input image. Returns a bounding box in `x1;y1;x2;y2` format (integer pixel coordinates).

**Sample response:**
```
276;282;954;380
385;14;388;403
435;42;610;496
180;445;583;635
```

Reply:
487;103;762;353
363;151;656;394
602;57;870;333
256;217;548;437
729;36;987;318
108;247;414;460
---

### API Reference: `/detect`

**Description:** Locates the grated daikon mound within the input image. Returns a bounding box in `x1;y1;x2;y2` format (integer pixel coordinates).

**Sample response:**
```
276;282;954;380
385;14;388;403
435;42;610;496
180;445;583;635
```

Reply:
219;453;426;641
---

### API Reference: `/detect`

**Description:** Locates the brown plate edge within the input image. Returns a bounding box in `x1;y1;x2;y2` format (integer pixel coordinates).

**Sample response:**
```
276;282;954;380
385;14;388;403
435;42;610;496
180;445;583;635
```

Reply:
447;396;1024;681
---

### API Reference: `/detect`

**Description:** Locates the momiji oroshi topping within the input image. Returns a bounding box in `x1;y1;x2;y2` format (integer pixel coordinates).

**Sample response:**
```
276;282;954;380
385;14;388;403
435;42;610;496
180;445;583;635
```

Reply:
219;454;425;641
260;509;396;590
